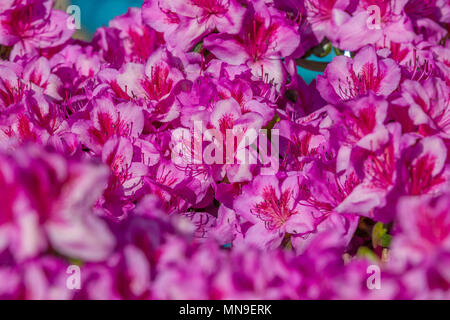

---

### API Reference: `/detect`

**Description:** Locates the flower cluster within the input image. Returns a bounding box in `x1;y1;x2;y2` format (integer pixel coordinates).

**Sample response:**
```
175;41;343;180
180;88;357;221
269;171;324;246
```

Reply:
0;0;449;299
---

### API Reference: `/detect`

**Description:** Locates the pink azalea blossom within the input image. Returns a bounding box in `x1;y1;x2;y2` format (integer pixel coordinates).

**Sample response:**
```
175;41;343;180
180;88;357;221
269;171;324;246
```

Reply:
398;135;449;196
142;0;246;53
328;93;390;151
109;7;164;64
397;77;450;139
335;123;402;221
71;98;144;154
304;0;352;43
98;48;187;123
335;0;416;51
0;145;115;262
317;45;401;104
0;0;449;301
234;175;317;250
388;193;450;296
204;1;300;85
0;0;74;55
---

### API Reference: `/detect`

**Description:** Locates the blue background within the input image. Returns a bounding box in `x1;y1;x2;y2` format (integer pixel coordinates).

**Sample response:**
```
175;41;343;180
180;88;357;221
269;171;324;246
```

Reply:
72;0;143;32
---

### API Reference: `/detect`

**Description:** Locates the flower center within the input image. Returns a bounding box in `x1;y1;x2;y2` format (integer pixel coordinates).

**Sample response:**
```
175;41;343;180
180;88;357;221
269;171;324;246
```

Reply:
253;186;295;230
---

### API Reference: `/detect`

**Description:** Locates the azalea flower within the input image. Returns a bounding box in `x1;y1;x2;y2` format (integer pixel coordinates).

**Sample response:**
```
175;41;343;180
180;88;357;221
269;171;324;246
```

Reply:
397;77;450;139
142;0;246;53
0;0;74;56
317;45;401;103
304;0;352;43
335;0;416;51
204;0;300;85
0;145;115;262
234;175;317;250
0;0;448;300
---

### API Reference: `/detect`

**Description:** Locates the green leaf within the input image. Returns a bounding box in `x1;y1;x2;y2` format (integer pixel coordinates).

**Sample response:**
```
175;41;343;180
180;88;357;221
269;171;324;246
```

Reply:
192;41;203;53
357;246;379;262
333;47;346;56
372;222;391;249
312;41;332;58
380;234;392;248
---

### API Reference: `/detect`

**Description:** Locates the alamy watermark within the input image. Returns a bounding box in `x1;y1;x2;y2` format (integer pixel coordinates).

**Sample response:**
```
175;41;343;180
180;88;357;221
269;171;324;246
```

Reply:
170;121;280;175
366;265;381;290
366;5;381;30
66;265;81;290
66;5;81;30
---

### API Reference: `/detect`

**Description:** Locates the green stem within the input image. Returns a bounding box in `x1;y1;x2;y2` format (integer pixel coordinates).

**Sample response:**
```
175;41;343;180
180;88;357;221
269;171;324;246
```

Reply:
295;59;329;72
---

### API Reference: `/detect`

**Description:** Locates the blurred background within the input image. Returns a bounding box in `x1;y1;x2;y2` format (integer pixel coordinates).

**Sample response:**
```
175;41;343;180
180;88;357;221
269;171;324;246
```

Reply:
55;0;332;83
55;0;143;38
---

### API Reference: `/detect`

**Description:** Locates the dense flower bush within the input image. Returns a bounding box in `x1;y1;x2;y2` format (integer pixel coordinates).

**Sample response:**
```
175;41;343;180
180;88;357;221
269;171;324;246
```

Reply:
0;0;449;299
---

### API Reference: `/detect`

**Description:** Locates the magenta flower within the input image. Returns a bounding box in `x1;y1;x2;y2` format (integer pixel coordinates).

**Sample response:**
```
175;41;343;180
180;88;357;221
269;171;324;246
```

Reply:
142;0;245;53
0;0;449;301
99;136;148;220
277;114;332;172
404;0;450;43
99;48;186;122
0;145;115;263
304;0;352;43
432;44;450;86
328;93;390;151
335;123;401;221
0;257;73;300
293;161;361;234
399;135;448;196
317;45;401;103
394;193;450;263
206;97;265;182
335;0;416;51
0;0;74;55
109;7;164;64
0;62;26;110
234;175;316;250
22;56;62;100
71;98;144;154
204;1;300;85
397;77;450;139
388;193;450;295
